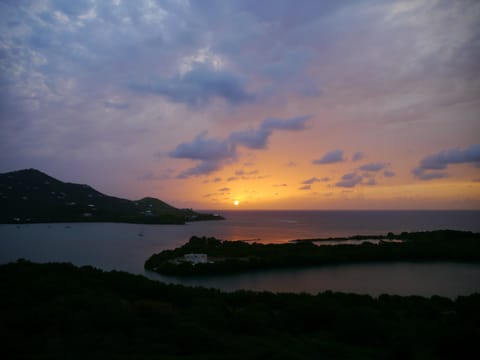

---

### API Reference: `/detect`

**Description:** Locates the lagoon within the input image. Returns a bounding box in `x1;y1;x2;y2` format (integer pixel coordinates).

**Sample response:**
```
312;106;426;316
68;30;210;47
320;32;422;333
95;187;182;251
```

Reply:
1;210;479;297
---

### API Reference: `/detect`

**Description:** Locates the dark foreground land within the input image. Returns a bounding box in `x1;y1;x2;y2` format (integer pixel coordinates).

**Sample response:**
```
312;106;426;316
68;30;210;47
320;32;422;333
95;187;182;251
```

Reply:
145;230;480;276
1;260;479;359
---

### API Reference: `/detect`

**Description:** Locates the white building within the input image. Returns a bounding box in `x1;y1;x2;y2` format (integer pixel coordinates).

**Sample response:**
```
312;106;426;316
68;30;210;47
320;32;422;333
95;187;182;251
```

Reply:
183;253;207;264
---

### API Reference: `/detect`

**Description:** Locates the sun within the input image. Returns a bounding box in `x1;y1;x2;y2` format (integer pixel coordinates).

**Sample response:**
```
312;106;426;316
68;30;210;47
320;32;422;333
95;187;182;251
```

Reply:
233;200;240;206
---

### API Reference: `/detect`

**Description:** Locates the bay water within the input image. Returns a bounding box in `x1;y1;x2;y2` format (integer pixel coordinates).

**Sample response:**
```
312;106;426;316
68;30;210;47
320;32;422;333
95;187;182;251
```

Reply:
1;210;479;297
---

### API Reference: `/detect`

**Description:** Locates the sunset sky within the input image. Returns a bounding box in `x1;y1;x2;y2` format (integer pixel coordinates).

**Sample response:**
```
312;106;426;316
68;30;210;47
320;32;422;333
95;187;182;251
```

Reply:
1;0;479;210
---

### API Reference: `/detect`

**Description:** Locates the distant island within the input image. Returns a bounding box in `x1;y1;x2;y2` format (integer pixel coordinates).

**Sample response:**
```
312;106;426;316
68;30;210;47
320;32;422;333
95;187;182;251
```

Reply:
145;230;480;276
0;169;223;224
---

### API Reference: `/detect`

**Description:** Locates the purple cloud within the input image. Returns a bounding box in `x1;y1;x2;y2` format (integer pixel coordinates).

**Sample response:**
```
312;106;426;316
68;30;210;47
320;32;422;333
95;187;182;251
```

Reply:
230;115;310;149
364;178;377;186
313;149;344;165
335;172;363;188
352;151;364;162
358;162;386;172
298;184;311;190
383;170;395;178
170;115;310;178
129;64;254;107
302;176;329;185
412;168;448;181
103;100;129;110
169;132;237;178
169;132;236;162
412;144;480;180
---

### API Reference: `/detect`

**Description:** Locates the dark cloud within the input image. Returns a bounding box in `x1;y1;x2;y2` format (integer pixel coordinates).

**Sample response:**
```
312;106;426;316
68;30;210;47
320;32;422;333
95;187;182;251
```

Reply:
218;187;230;192
169;132;236;162
358;162;386;172
169;132;236;178
104;100;129;110
335;172;363;188
364;178;377;186
313;149;344;164
298;184;311;190
412;168;448;181
302;177;320;184
302;176;329;185
170;115;310;178
129;64;254;107
352;151;364;162
383;170;395;178
412;144;480;180
176;160;226;179
230;115;310;149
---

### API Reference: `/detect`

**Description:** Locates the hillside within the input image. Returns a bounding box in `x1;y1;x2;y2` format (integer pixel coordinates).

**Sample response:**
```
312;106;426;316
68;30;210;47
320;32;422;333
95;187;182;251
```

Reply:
0;169;222;224
1;260;479;359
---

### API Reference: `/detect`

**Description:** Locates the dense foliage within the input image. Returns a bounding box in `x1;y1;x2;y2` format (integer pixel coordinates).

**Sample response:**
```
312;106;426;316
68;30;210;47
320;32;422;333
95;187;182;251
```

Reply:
145;230;480;276
0;169;222;224
1;260;479;359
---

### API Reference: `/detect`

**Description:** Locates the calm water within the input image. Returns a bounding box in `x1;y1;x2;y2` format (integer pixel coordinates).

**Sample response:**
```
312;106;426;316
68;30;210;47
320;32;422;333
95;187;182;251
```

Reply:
1;210;479;297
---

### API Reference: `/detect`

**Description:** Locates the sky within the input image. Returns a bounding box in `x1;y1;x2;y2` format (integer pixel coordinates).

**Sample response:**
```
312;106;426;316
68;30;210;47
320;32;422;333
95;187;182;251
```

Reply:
1;0;479;210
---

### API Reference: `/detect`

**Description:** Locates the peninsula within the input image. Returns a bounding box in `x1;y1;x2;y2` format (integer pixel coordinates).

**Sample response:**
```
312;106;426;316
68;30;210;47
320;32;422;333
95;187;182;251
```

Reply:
0;169;223;224
145;230;480;276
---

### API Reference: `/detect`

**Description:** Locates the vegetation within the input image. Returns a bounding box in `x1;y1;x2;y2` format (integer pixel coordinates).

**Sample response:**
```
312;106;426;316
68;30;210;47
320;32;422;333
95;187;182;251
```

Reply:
0;168;223;224
145;230;480;276
1;260;479;359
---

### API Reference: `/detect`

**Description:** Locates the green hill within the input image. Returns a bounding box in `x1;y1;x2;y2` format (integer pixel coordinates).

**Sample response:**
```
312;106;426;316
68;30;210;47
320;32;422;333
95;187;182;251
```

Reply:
0;169;222;224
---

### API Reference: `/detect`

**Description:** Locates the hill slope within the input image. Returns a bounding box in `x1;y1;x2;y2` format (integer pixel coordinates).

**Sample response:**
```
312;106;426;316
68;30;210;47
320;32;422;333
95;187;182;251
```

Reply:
1;260;479;359
0;169;221;224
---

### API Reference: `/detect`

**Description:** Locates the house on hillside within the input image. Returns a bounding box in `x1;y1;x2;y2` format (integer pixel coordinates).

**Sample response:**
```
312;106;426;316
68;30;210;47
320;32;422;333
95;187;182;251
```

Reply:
183;253;207;264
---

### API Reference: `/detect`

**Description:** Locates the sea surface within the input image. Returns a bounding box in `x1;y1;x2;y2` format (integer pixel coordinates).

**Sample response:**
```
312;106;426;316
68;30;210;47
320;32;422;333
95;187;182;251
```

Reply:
1;210;479;297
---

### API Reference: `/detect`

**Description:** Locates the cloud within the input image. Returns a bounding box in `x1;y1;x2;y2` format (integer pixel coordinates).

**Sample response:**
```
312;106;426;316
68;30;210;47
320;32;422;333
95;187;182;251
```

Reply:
104;100;129;110
169;132;237;178
302;177;321;185
383;170;396;177
364;178;377;186
218;187;230;192
170;115;310;178
176;160;227;179
313;149;344;164
352;151;364;162
335;172;363;188
298;184;311;190
358;162;386;172
412;168;448;181
412;144;480;180
169;131;236;162
302;176;329;185
129;63;255;107
229;115;310;149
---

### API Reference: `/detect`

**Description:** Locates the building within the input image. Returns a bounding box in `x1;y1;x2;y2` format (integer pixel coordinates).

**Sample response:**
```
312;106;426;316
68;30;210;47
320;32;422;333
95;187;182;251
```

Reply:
183;253;207;264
